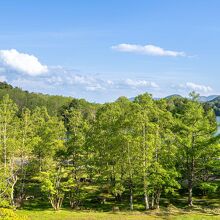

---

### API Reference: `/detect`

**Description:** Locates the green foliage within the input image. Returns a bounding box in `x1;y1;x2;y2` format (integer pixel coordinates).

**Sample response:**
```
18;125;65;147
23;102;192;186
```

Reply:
0;82;72;116
199;182;218;195
0;208;28;220
37;165;68;211
0;91;219;213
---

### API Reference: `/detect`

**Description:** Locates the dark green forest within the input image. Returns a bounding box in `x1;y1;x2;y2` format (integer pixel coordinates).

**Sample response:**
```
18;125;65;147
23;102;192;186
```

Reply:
0;83;219;214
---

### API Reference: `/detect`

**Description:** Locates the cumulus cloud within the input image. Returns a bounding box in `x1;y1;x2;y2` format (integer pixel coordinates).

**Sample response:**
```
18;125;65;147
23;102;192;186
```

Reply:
0;49;161;100
181;82;212;93
112;43;186;57
0;49;48;76
124;79;159;88
65;74;106;91
40;67;160;92
43;67;107;92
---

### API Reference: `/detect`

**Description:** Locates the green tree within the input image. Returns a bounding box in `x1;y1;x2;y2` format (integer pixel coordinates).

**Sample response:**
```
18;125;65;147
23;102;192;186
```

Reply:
91;101;125;205
31;107;65;172
147;100;180;209
0;95;18;206
63;109;89;209
132;94;156;210
14;108;37;207
174;98;218;206
37;162;68;211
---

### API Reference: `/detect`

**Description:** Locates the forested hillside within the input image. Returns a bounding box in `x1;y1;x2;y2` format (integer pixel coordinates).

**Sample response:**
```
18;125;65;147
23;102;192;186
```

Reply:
0;91;219;216
208;96;220;116
0;82;73;116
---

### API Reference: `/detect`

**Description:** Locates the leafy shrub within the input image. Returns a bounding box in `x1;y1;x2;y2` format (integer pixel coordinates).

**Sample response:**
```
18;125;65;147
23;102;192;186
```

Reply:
0;208;28;220
199;182;218;195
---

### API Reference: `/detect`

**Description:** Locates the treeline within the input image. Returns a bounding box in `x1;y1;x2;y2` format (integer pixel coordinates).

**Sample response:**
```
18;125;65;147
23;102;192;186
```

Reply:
0;93;219;211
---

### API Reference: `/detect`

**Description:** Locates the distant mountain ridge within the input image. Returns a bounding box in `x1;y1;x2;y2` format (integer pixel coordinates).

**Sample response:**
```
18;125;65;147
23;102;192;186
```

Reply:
129;94;220;102
198;95;219;102
163;94;220;102
208;96;220;102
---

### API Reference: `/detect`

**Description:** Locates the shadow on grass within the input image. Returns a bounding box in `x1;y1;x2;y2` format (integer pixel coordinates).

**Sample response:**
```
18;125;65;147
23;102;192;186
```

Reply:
20;199;51;211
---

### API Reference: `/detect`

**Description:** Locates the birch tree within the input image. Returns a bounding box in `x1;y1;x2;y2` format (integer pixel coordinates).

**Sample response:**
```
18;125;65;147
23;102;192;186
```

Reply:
0;95;18;206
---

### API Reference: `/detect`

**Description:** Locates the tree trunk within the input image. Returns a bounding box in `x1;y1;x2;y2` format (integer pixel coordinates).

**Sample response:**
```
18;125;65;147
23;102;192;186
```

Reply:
187;150;194;206
187;134;195;207
50;196;63;211
10;179;17;207
143;124;149;210
3;122;7;173
155;189;161;209
127;142;134;211
9;156;18;207
144;192;149;210
129;185;133;211
151;193;155;209
188;180;193;206
18;150;26;207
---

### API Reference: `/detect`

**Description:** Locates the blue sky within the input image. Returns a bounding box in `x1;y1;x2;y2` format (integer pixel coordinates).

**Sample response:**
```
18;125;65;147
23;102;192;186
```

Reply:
0;0;219;102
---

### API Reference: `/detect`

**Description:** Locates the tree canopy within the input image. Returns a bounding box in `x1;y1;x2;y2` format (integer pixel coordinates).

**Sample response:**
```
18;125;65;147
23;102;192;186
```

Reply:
0;90;219;212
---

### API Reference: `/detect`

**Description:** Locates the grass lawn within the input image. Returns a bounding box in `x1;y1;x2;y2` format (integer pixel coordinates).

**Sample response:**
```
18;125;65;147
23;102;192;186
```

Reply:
13;197;220;220
16;209;220;220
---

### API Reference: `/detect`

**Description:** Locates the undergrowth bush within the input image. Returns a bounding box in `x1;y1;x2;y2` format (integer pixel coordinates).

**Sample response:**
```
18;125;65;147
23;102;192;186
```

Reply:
0;208;28;220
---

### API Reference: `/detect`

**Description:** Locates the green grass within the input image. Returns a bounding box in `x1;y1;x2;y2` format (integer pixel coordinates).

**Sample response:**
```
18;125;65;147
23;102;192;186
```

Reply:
172;215;220;220
16;208;220;220
13;197;220;220
17;210;158;220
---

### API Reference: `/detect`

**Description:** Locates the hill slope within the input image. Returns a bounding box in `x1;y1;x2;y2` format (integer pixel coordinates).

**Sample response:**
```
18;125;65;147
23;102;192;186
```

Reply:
1;82;220;116
208;96;220;116
0;82;73;115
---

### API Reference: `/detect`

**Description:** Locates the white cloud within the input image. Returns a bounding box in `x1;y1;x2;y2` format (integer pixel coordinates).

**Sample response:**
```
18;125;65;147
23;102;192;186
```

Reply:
0;54;161;99
0;75;6;82
86;84;104;91
112;43;185;57
124;79;159;88
44;68;159;92
46;76;63;85
66;75;105;90
181;82;212;93
44;68;107;92
0;49;48;76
